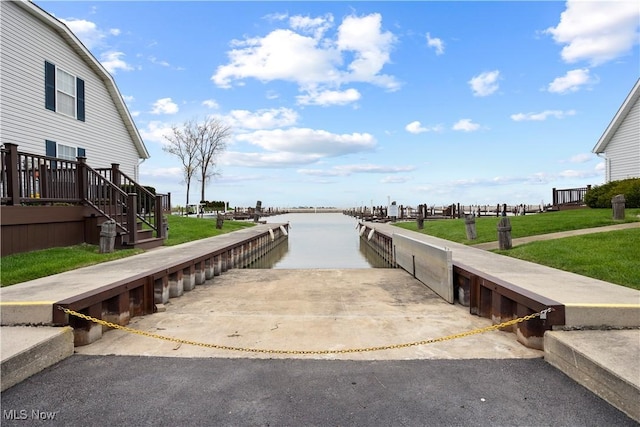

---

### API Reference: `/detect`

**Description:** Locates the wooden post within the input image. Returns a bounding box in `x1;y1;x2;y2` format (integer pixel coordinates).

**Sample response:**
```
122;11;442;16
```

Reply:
110;164;121;212
163;215;169;238
77;156;88;201
99;220;116;253
465;214;477;240
417;204;424;230
111;163;121;186
497;217;512;250
155;196;164;238
612;194;626;220
127;193;138;244
39;163;49;199
254;200;262;222
4;143;20;205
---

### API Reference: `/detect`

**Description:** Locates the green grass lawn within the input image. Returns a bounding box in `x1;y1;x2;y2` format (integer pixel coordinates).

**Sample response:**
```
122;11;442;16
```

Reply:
0;244;144;287
0;216;255;287
494;228;640;290
393;208;640;289
164;215;255;246
393;208;640;244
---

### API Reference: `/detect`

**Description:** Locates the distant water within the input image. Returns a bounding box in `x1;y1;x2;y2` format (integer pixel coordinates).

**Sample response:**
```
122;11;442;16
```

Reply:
248;212;390;269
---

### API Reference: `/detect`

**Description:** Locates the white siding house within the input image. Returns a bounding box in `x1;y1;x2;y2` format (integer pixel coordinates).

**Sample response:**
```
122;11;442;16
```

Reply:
0;0;148;179
592;79;640;182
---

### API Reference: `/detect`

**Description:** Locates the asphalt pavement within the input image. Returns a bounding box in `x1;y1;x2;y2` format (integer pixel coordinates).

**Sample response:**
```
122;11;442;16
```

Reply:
1;355;637;426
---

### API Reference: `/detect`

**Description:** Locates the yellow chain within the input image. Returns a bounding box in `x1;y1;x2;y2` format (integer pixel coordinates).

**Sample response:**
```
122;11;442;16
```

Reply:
59;306;550;355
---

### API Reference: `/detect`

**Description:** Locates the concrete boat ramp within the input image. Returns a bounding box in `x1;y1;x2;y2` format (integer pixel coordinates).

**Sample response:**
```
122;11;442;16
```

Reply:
70;269;542;360
1;222;639;422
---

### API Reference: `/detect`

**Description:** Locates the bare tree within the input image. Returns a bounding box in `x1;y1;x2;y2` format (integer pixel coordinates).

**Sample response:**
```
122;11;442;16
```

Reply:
194;116;231;205
162;119;201;208
163;116;231;210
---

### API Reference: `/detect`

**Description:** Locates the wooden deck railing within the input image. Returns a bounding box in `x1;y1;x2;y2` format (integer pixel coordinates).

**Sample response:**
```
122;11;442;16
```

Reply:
1;143;168;242
552;186;591;206
1;143;82;204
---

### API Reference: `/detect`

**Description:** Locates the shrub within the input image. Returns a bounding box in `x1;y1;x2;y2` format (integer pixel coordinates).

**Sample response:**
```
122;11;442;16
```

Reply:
584;178;640;208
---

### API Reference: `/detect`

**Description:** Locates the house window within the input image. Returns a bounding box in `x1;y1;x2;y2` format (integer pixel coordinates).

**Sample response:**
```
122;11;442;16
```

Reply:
57;144;76;161
56;69;76;118
45;61;85;122
45;140;86;162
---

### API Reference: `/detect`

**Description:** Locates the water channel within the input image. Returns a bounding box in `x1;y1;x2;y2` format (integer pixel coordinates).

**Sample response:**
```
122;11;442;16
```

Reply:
247;212;391;269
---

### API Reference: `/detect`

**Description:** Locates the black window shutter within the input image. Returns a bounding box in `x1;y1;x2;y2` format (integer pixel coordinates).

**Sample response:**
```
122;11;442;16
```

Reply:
45;140;57;157
77;147;86;158
45;62;56;111
46;140;57;168
76;78;85;121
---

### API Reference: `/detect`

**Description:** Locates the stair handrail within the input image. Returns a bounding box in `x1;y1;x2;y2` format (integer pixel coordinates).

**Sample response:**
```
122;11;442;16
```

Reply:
81;159;131;238
95;163;164;240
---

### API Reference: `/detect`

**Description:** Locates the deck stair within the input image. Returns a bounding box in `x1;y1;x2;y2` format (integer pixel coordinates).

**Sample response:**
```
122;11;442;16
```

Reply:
1;143;168;253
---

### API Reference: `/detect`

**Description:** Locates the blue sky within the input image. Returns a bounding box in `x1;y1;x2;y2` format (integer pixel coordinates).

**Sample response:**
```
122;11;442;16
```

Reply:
37;1;639;209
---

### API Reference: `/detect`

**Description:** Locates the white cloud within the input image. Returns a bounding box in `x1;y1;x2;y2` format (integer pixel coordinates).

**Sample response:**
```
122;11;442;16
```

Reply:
100;51;134;74
333;164;414;174
405;121;443;134
215;174;267;184
545;0;640;66
336;13;398;88
212;28;340;89
60;18;105;50
289;14;334;39
468;70;500;97
150;98;179;115
298;164;414;177
426;33;444;55
381;176;411;184
405;121;428;134
568;153;593;163
452;119;481;132
149;56;171;67
225;108;299;130
139;166;183;179
221;151;324;168
297;88;361;106
202;99;220;109
236;128;376;157
212;13;399;97
558;169;594;179
547;68;592;94
138;120;175;144
297;168;344;177
510;109;576;121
